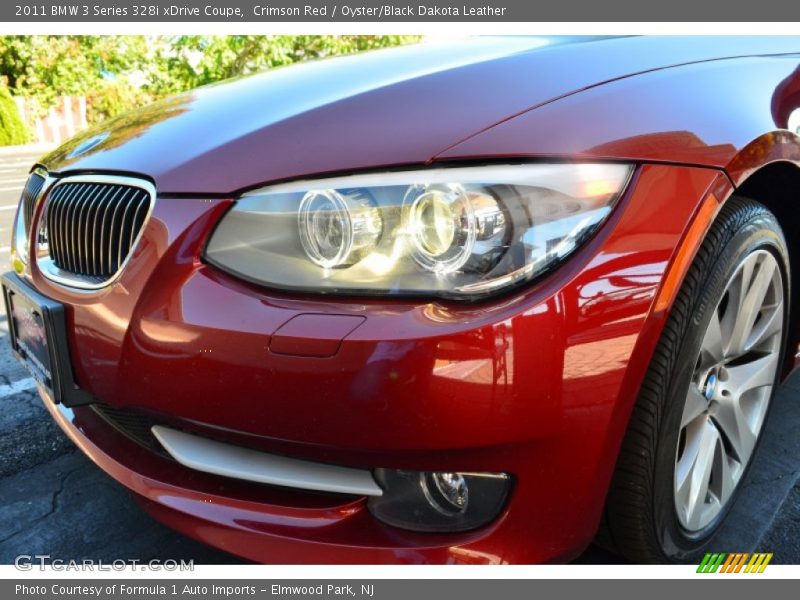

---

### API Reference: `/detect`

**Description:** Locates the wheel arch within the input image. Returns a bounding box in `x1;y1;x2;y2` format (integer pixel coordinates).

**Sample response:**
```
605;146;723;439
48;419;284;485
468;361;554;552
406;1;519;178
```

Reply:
728;158;800;377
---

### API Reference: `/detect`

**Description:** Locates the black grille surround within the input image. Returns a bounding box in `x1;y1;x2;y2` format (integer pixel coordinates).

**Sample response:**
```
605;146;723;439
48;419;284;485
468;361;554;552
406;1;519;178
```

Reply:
39;176;155;287
21;171;47;235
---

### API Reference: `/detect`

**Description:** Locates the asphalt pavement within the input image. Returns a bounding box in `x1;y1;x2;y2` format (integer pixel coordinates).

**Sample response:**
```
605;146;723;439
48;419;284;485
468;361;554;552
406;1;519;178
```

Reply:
0;146;796;565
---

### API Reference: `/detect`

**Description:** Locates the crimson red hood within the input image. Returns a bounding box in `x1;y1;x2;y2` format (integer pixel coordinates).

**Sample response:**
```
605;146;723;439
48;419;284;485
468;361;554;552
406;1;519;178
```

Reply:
40;36;800;195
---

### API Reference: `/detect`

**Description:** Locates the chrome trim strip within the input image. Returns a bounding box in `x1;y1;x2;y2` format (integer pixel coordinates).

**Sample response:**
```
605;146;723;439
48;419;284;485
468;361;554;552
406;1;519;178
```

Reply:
15;168;55;268
36;174;156;290
22;168;48;233
151;425;383;497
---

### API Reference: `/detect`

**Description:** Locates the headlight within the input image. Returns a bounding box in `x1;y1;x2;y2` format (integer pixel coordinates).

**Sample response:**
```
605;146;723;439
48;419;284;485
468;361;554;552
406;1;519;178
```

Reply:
205;163;633;299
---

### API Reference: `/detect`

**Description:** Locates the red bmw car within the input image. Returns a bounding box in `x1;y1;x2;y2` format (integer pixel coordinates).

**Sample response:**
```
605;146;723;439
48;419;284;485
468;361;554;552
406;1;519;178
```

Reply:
4;36;800;564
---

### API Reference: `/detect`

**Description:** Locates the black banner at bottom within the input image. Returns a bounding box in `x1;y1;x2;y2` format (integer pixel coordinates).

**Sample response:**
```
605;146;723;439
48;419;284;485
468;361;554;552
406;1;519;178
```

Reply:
3;579;796;600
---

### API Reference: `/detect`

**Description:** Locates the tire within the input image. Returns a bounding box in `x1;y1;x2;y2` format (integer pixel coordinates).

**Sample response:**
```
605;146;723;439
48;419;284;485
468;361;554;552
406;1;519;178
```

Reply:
602;197;790;563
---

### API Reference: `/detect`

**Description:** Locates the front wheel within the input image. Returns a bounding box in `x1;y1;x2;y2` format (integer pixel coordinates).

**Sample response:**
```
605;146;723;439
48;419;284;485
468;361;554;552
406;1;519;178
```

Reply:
603;197;790;562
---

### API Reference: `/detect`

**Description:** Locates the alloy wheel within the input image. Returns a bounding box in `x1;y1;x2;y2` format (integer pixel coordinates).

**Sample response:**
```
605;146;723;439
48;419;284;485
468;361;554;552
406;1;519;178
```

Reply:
674;249;784;533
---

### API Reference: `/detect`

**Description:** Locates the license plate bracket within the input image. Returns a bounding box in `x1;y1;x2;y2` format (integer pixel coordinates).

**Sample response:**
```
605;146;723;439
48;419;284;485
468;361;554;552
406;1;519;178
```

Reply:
2;272;93;406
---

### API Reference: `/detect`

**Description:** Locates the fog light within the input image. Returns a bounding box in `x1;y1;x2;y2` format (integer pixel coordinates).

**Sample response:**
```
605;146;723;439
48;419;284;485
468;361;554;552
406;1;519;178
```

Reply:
369;469;510;532
423;472;468;515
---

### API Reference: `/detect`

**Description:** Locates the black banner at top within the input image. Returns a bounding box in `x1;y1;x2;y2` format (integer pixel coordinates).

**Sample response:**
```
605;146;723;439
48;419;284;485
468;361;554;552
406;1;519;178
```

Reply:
4;0;800;22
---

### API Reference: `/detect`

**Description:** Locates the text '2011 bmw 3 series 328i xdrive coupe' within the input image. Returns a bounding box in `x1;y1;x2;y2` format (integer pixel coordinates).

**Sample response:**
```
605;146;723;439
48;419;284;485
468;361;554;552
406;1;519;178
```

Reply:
4;36;800;564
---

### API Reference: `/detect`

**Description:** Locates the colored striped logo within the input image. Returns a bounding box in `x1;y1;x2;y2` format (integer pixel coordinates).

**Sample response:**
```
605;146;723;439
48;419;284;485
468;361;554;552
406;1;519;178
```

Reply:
697;552;773;573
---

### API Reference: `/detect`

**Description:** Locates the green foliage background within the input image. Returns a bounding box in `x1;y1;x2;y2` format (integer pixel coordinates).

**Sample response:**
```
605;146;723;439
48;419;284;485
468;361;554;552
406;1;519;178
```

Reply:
0;35;420;134
0;85;29;145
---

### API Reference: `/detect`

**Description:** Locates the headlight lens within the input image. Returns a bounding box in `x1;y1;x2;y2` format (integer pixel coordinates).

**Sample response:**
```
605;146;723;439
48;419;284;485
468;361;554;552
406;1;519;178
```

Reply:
205;163;632;298
298;189;382;268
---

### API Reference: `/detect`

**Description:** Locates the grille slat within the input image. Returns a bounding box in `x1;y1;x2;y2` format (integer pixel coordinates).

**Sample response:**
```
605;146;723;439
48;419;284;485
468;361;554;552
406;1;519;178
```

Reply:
54;185;80;268
106;188;130;275
106;190;125;274
130;197;149;265
58;186;77;268
99;188;116;275
84;185;106;275
64;187;75;271
117;191;139;270
48;186;61;263
75;188;94;273
60;185;81;271
80;187;95;276
62;187;74;271
44;179;153;284
94;186;121;277
72;184;95;274
66;184;89;272
45;185;63;262
87;186;114;277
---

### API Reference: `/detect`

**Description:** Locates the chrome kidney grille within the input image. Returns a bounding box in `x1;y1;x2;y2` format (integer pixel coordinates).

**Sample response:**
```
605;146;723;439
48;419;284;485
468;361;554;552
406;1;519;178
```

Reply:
38;175;155;288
